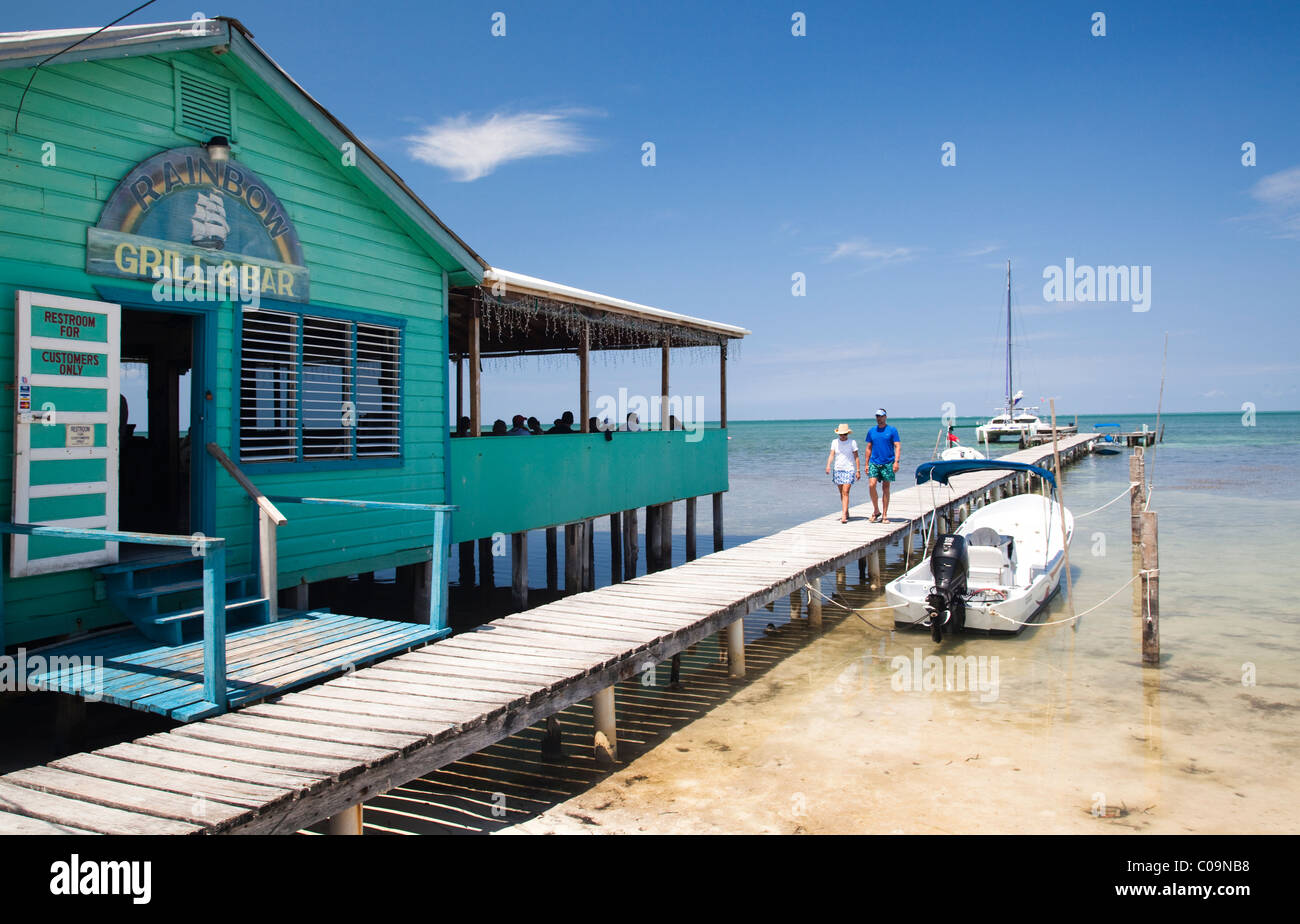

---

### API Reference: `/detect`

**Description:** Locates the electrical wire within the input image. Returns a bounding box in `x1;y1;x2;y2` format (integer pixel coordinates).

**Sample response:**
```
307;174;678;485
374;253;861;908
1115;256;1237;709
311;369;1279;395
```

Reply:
13;0;161;133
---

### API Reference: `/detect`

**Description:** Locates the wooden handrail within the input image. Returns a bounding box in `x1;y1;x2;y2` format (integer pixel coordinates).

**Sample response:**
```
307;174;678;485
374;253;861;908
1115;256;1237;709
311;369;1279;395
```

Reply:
206;443;287;526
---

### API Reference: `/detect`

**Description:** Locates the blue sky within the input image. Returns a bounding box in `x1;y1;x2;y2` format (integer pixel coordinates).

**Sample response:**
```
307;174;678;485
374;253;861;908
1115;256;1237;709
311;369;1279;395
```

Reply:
16;0;1300;421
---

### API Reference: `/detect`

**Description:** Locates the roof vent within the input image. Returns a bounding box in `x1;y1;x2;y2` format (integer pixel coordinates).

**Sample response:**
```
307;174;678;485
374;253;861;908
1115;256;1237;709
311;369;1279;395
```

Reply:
175;66;235;141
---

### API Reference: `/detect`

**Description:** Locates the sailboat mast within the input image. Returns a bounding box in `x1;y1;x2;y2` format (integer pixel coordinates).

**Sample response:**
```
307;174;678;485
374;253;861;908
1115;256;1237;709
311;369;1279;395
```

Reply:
1005;260;1012;412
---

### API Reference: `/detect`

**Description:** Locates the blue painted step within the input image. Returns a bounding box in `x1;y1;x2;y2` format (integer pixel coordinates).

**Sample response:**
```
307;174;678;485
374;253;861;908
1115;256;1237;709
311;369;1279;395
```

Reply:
101;556;267;646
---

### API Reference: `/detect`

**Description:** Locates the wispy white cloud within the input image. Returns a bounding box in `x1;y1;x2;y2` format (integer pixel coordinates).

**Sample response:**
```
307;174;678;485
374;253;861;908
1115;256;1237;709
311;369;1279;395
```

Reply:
1247;165;1300;238
405;109;597;181
961;242;1003;258
823;238;918;269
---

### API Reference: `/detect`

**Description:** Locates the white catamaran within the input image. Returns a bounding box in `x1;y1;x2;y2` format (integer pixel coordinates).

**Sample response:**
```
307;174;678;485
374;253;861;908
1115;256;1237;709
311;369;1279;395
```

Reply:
975;261;1056;443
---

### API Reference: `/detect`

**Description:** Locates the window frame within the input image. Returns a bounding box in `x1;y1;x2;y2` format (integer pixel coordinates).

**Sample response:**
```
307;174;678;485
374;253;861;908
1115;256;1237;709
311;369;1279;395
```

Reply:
235;302;406;473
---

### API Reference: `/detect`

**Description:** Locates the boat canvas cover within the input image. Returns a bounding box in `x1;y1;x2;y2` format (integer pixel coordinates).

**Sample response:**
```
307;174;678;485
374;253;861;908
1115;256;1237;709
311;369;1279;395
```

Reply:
914;459;1056;489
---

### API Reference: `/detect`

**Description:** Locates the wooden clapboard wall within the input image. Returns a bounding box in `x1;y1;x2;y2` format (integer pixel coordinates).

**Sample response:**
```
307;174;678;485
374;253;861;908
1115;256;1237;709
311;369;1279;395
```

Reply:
0;44;460;646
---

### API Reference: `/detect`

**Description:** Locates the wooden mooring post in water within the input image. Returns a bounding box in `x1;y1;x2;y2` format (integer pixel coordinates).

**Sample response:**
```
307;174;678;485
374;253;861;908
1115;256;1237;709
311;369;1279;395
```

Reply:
1140;510;1160;664
1129;447;1146;542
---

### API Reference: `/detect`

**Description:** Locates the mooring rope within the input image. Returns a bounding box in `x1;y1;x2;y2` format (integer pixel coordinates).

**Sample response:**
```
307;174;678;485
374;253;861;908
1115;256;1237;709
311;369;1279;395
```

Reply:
1073;483;1140;519
803;567;1156;634
987;570;1152;628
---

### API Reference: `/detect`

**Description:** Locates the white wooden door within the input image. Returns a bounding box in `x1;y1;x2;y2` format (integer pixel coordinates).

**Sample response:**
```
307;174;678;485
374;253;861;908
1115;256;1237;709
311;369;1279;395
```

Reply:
11;291;121;577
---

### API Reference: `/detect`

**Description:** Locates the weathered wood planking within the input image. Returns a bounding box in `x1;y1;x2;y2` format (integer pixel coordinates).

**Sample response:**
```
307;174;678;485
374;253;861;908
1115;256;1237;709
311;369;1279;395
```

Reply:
0;436;1095;834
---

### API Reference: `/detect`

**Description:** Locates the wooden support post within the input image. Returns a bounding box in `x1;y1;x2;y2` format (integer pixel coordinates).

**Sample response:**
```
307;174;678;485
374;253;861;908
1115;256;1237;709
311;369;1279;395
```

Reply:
327;803;363;835
807;581;822;629
645;505;660;572
477;536;494;594
585;518;595;591
685;496;697;561
564;523;583;593
609;512;622;584
1141;511;1160;664
868;549;881;590
857;556;867;582
541;715;565;760
545;527;557;591
455;356;463;425
258;507;279;622
622;509;638;579
660;336;670;430
660;501;673;569
593;686;618;765
511;531;527;611
712;492;724;552
1130;450;1146;543
579;321;590;432
836;566;846;590
877;546;887;582
459;541;475;589
468;307;481;436
726;619;746;679
790;588;803;620
669;653;682;686
719;341;727;429
293;579;309;611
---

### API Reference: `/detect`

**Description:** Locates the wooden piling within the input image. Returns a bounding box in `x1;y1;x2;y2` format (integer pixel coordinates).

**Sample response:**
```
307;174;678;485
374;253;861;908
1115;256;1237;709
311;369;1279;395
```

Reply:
609;512;622;584
1141;511;1160;664
660;501;674;570
622;508;638;579
564;523;583;593
1130;450;1146;543
477;536;494;594
593;686;618;765
645;505;660;572
712;492;724;552
790;588;803;619
511;532;527;611
726;619;746;678
545;527;557;591
685;496;697;561
807;581;822;629
857;556;867;582
585;518;595;591
326;803;363;835
867;550;881;590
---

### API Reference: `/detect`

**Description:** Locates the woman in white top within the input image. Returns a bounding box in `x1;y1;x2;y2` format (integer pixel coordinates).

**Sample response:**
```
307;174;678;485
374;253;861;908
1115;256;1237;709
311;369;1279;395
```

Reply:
825;423;861;523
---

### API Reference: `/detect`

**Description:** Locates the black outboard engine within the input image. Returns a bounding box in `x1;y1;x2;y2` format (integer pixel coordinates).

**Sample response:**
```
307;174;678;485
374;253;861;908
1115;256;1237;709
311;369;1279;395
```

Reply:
925;534;968;642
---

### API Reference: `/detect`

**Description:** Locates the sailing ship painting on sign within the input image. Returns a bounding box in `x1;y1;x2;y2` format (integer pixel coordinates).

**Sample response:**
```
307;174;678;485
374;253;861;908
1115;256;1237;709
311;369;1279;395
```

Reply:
190;190;229;250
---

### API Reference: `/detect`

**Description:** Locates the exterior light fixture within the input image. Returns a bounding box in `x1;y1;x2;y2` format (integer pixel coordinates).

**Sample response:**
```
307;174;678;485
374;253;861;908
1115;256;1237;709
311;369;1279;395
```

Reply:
205;135;231;162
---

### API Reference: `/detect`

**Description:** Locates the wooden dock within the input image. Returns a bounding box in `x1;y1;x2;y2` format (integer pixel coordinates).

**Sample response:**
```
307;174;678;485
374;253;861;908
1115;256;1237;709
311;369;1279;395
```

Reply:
0;434;1096;834
19;611;446;724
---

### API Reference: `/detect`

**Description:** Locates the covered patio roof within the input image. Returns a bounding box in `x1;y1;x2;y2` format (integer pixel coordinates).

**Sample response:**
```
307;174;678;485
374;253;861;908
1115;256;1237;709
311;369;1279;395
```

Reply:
450;268;750;358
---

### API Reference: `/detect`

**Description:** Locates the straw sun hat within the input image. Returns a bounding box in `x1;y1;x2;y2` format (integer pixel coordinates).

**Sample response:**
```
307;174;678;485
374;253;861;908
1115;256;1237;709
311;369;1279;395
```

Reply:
834;423;853;435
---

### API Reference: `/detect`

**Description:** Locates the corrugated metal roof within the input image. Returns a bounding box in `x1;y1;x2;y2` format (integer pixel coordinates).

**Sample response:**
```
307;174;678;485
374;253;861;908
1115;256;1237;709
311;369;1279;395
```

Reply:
485;268;750;339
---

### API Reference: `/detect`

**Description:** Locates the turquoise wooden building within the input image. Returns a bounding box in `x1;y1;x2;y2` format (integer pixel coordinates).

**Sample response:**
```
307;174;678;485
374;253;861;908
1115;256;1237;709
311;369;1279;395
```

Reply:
0;18;482;720
0;17;748;725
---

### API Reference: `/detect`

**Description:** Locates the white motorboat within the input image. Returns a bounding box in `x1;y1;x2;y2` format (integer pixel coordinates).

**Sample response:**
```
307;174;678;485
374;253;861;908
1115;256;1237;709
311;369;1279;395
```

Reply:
940;444;984;461
885;460;1074;641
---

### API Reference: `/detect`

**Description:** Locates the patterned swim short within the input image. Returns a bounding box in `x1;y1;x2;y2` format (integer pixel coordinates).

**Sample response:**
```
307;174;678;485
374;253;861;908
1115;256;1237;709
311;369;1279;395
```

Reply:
832;469;857;485
868;461;896;482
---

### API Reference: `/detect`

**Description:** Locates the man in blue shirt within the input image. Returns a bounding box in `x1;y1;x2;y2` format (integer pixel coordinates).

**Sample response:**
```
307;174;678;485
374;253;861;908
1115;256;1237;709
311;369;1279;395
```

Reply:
863;408;901;522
